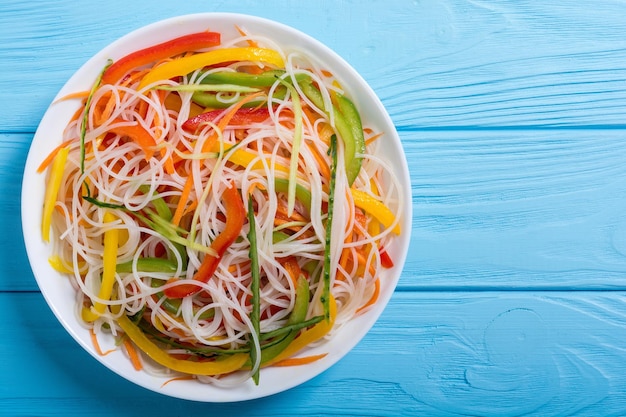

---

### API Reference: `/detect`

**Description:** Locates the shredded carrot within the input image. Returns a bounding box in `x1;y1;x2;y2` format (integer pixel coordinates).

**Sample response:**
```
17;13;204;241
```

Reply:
90;328;116;356
172;173;194;227
137;99;149;120
275;199;307;222
273;217;306;235
69;105;86;125
126;68;150;86
339;239;353;273
354;249;377;277
339;203;357;273
122;337;143;371
53;90;90;103
282;257;301;286
309;140;331;182
236;25;258;47
37;139;75;173
93;91;116;126
365;131;384;146
160;375;195;388
273;353;328;367
356;278;380;314
181;199;198;218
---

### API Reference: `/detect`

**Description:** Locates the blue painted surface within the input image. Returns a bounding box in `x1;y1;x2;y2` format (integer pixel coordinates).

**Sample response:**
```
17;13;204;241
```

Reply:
3;0;626;415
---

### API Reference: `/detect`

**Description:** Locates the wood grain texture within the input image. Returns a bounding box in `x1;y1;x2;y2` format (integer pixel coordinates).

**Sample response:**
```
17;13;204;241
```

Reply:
3;0;626;415
1;0;625;131
7;128;626;291
3;291;626;416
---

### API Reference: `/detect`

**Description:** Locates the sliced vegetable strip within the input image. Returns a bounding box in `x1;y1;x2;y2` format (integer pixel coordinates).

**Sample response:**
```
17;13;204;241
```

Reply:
101;31;221;85
247;196;261;384
108;118;157;160
164;183;246;298
42;146;69;242
351;189;401;235
138;47;285;89
117;314;248;375
83;212;119;322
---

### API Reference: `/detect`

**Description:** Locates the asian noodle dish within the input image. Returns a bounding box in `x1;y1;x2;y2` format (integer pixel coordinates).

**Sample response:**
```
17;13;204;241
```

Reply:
39;27;403;385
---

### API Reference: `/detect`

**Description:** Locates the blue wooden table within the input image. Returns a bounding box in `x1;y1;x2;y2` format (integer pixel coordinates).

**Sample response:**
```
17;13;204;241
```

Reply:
3;1;626;415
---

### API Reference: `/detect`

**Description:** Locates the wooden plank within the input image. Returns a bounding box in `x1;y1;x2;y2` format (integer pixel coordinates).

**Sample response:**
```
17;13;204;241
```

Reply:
3;291;626;416
405;127;626;289
1;0;625;132
0;134;31;291
8;127;626;291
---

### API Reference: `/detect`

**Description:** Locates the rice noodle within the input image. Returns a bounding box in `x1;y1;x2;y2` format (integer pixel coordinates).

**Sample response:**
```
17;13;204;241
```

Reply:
44;29;403;385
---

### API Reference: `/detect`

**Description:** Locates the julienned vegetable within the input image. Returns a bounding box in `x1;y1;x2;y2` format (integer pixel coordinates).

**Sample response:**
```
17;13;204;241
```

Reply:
138;47;285;89
41;146;68;242
101;31;221;85
163;182;245;298
40;27;402;386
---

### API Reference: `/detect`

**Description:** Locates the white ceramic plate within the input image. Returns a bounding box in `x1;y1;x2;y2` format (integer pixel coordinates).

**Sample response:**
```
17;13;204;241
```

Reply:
21;13;412;402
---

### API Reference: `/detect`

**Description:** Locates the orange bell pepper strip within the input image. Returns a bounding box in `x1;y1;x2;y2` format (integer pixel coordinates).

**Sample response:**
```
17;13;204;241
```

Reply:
163;182;245;298
108;118;157;161
101;31;221;85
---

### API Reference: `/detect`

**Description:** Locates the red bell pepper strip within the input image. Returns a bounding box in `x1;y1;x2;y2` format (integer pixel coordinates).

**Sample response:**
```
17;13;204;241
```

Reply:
101;31;221;85
379;246;394;269
182;107;270;132
163;182;245;298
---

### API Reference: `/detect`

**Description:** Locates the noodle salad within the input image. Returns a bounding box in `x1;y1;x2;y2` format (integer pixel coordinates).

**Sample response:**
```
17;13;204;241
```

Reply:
38;27;403;385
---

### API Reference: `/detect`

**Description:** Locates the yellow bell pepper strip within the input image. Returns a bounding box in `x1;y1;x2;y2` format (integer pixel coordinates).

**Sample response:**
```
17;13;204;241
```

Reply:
138;47;285;90
116;314;249;376
83;211;119;322
351;189;401;235
263;294;336;367
214;142;290;175
42;146;69;242
101;31;221;85
48;255;74;274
